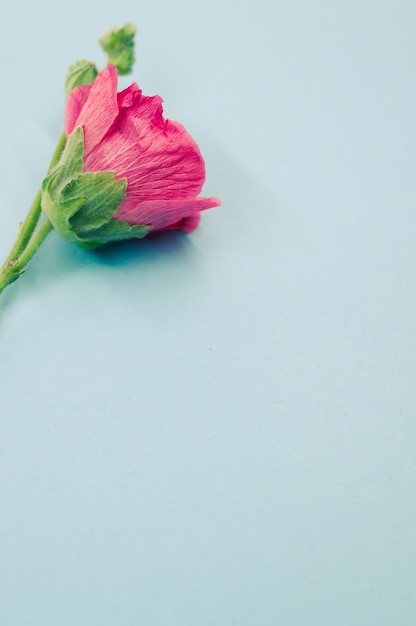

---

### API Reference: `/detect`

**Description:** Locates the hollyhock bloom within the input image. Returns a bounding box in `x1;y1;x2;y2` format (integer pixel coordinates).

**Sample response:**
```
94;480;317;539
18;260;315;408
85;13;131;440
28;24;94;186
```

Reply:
64;63;220;234
0;23;221;297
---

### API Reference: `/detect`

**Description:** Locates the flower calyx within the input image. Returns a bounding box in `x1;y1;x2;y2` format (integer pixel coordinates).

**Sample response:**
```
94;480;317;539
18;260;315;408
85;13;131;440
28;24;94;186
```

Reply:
41;127;150;249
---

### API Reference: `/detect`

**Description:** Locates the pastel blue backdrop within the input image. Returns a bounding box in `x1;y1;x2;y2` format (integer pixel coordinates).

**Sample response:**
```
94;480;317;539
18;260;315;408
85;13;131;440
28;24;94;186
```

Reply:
0;1;415;625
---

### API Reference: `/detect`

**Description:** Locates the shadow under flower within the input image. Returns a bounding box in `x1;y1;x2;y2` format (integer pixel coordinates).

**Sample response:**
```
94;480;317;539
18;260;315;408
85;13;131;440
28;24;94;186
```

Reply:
89;228;192;268
0;229;196;321
0;134;278;320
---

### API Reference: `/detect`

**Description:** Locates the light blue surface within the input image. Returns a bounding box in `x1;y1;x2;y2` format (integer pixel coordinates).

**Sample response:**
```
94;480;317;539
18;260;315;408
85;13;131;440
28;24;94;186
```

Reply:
0;1;415;624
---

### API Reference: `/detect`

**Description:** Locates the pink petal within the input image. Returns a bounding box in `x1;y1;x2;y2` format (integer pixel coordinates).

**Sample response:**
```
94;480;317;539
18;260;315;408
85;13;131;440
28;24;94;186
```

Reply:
83;97;206;202
70;64;119;156
67;69;221;233
164;214;201;233
115;196;221;232
122;88;164;123
64;83;92;137
117;83;142;109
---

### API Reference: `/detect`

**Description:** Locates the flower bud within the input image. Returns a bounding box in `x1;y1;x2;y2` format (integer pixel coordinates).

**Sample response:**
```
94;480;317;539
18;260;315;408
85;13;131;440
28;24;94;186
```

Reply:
99;23;136;75
62;64;220;235
65;59;98;95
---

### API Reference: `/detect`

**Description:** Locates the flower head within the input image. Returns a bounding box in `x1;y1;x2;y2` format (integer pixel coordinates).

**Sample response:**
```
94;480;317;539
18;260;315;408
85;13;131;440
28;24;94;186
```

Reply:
63;64;220;238
0;23;221;298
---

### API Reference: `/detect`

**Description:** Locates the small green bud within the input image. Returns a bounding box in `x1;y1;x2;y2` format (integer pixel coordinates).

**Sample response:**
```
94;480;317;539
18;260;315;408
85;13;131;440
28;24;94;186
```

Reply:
41;127;149;249
99;23;136;75
65;59;99;94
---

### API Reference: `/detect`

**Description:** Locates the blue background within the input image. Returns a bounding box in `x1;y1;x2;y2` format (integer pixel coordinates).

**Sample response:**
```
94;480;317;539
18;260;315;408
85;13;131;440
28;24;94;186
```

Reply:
0;1;415;624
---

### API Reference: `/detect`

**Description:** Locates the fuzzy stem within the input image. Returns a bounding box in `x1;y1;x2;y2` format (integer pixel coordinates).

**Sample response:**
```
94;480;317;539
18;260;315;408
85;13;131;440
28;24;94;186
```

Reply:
3;190;43;264
0;131;66;296
47;131;66;173
13;219;54;270
0;220;53;294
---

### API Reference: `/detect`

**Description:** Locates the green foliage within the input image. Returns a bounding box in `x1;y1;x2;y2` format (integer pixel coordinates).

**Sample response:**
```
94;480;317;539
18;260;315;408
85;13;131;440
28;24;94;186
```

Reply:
65;59;98;94
41;127;150;248
99;23;136;75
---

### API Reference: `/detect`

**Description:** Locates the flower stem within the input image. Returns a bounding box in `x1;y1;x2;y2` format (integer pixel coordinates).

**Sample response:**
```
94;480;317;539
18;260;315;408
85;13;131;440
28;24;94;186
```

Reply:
14;219;54;269
3;190;42;264
0;131;66;296
47;131;66;173
0;220;53;294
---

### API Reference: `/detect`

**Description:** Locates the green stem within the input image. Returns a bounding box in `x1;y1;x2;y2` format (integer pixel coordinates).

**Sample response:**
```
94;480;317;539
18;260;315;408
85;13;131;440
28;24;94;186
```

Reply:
3;190;43;265
47;131;66;173
0;131;66;296
0;220;53;294
14;220;54;270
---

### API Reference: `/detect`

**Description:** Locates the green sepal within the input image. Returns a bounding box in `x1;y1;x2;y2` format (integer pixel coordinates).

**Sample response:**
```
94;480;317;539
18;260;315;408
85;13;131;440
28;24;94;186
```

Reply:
75;220;150;249
65;59;98;94
41;126;150;249
63;171;127;234
99;23;136;75
41;179;86;246
48;126;84;184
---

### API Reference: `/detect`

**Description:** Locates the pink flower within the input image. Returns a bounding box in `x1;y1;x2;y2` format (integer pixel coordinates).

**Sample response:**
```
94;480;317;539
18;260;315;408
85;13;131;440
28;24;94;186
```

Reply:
64;64;220;233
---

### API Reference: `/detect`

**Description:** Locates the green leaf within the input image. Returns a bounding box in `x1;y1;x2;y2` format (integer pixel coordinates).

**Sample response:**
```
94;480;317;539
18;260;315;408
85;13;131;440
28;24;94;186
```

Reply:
41;124;150;248
42;174;86;245
65;59;98;94
99;23;136;75
74;220;151;249
66;172;127;234
48;126;84;189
